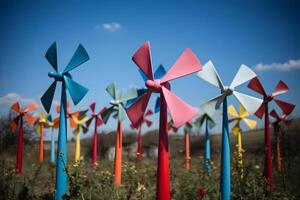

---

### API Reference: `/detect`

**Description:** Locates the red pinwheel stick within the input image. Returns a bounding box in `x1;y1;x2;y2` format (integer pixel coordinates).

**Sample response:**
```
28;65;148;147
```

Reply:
92;117;98;165
264;104;272;194
137;126;142;160
16;117;23;174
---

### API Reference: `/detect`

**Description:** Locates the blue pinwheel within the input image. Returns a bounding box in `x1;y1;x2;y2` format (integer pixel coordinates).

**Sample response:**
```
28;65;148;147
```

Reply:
40;42;89;200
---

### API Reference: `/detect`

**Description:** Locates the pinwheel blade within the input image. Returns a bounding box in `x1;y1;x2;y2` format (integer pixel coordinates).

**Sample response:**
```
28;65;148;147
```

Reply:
85;117;93;128
106;82;117;100
247;77;266;96
154;64;167;79
145;109;153;116
132;41;153;80
232;122;240;136
119;87;138;102
242;118;257;129
64;76;88;105
272;80;289;97
202;94;225;116
10;115;21;129
45;42;58;71
274;99;295;115
207;117;216;129
24;113;37;125
254;104;265;119
138;69;149;82
96;117;103;126
23;102;38;113
239;104;249;118
47;115;52;123
126;90;152;126
145;119;153;127
90;102;96;113
230;64;256;88
162;86;197;128
197;60;224;90
233;91;263;115
41;81;57;113
11;102;20;113
63;44;89;73
270;109;280;120
228;105;239;118
161;48;201;83
118;104;127;121
154;97;160;113
101;106;115;124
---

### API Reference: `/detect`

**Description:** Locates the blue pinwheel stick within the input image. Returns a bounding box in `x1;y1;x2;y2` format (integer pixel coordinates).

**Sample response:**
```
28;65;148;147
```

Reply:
41;42;89;200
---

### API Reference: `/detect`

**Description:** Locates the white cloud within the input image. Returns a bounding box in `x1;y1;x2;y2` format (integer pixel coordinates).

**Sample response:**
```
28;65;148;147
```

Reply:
0;93;35;107
253;59;300;72
96;22;122;32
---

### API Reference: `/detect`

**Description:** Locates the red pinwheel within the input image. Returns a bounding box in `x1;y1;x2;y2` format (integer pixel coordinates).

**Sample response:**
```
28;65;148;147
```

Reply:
86;102;106;165
131;109;153;160
126;41;201;200
10;102;37;174
270;108;295;172
248;77;294;194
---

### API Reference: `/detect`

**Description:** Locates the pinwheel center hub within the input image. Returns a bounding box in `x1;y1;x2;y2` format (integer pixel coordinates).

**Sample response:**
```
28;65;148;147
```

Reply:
48;71;64;81
224;86;233;96
265;95;273;102
145;80;162;93
110;100;120;106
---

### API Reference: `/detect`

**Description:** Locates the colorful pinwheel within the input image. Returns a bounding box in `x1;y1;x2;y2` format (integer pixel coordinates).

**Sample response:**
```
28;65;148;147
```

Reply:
101;81;137;186
248;78;294;194
131;109;153;160
228;104;257;177
41;42;89;200
86;103;105;165
126;41;201;200
197;61;262;200
194;106;216;173
10;102;37;174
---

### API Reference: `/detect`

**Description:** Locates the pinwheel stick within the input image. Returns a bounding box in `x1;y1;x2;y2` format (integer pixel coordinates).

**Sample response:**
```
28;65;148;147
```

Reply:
137;126;142;160
92;117;98;165
264;104;272;195
274;125;282;172
204;119;211;173
220;97;230;200
114;121;122;186
184;129;191;170
16;117;23;174
55;84;68;200
39;125;44;162
156;97;170;199
50;128;55;164
236;129;244;178
75;130;81;162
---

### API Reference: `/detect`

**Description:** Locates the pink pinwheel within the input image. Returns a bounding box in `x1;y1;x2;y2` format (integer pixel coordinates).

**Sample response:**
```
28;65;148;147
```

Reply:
248;77;294;195
131;109;153;160
86;103;106;165
126;41;201;200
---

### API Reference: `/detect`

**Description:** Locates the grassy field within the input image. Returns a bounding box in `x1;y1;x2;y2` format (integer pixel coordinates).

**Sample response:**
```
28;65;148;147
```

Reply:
0;118;299;200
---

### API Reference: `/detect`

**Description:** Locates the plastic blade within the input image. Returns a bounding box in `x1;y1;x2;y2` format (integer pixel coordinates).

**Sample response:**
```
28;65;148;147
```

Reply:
242;118;257;129
63;44;89;73
144;118;153;127
23;102;38;113
161;48;201;83
145;109;153;116
132;41;153;80
11;102;20;113
274;98;295;115
41;81;57;113
118;104;127;121
90;102;96;113
228;105;239;118
207;117;216;129
119;87;138;102
101;106;115;124
272;80;289;97
138;69;149;82
247;77;266;96
254;103;265;119
126;90;152;126
11;115;21;129
154;64;167;79
270;109;280;120
45;42;58;71
162;86;197;128
24;113;37;125
64;76;88;105
85;117;93;128
197;60;224;90
202;94;225;117
233;91;263;115
106;82;116;100
239;104;249;118
230;64;256;89
154;97;160;113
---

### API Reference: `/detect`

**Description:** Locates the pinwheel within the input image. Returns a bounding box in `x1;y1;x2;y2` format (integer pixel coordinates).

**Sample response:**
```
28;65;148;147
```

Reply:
40;42;89;200
184;121;193;170
248;77;294;194
101;81;137;186
194;106;216;173
33;112;51;162
46;115;58;164
131;109;153;160
72;112;89;163
197;61;262;200
10;102;37;174
126;41;201;200
53;102;83;129
86;103;105;165
270;108;295;172
228;104;257;177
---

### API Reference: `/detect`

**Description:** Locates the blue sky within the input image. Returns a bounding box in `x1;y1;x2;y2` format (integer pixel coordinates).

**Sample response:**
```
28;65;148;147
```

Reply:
0;0;299;139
